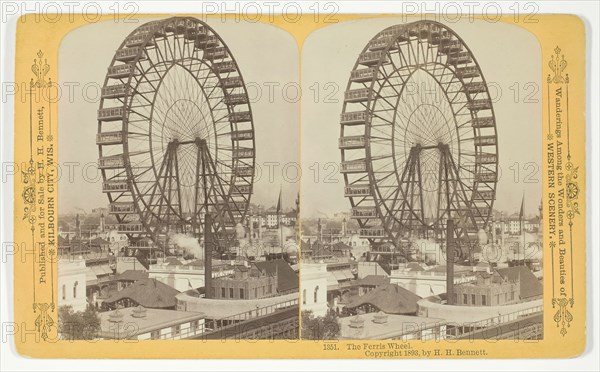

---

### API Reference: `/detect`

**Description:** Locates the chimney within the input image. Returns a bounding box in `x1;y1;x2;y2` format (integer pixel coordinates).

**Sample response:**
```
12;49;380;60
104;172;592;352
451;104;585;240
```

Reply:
100;212;105;233
446;219;455;305
76;214;81;238
274;262;279;292
258;207;263;240
318;218;322;241
249;208;254;242
204;214;213;299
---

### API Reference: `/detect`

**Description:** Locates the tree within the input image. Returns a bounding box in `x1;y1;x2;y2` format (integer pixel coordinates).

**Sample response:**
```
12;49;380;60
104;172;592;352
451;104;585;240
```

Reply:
58;305;101;340
301;310;340;340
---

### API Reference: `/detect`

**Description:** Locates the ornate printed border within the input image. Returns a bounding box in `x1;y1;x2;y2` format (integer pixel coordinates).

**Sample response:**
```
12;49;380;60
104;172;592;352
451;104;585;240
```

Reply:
11;14;587;359
546;46;580;336
24;50;57;340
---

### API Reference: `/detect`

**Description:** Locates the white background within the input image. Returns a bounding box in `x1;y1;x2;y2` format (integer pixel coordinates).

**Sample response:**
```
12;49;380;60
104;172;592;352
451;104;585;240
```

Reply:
1;1;598;371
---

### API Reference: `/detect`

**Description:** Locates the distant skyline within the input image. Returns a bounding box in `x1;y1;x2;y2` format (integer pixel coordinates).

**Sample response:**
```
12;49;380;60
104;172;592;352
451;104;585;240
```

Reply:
299;204;542;221
58;200;299;216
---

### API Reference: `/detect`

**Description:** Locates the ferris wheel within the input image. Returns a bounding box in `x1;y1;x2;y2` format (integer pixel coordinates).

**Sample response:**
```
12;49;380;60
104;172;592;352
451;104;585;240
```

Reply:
97;17;255;255
340;21;498;257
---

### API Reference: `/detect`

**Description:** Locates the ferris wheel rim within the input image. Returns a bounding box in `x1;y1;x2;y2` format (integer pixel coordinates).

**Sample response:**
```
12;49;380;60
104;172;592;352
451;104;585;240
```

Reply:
97;16;255;249
340;20;498;247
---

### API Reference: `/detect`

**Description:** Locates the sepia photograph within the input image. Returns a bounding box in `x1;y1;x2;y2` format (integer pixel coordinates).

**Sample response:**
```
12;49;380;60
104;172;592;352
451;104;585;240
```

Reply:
4;2;593;364
57;16;300;340
300;18;544;341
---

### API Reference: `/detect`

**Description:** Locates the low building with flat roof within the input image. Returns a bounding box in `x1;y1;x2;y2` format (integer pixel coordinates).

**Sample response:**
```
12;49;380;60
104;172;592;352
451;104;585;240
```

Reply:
339;312;446;340
176;291;298;320
98;306;205;340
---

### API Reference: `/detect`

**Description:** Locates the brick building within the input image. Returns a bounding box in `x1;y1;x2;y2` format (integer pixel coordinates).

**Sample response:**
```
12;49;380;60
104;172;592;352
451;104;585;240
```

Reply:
210;259;298;300
452;270;520;307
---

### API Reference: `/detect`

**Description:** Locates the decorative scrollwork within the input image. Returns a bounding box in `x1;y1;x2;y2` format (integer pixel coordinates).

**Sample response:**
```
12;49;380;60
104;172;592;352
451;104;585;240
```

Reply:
31;50;50;89
22;160;37;224
566;165;580;217
34;303;55;340
548;46;568;84
553;298;574;336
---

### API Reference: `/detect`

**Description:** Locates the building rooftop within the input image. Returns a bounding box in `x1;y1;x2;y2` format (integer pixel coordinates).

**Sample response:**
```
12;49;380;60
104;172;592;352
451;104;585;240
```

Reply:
427;264;474;273
116;270;149;282
405;262;425;271
332;241;353;251
98;306;205;339
104;278;180;309
90;237;110;246
163;256;183;266
345;283;422;314
301;239;335;258
496;266;543;300
176;291;298;319
182;259;231;269
254;259;299;293
339;312;445;340
357;275;390;287
115;256;146;274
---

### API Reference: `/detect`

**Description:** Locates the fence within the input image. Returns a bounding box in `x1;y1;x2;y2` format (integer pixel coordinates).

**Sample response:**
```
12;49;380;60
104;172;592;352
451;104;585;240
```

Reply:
446;305;543;338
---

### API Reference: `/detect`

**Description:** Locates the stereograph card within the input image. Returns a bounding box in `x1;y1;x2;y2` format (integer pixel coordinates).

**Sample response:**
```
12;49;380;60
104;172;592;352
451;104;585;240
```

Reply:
3;7;590;361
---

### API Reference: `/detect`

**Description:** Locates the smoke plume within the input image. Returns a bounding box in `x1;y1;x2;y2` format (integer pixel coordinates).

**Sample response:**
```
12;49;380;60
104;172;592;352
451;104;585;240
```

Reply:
170;233;203;260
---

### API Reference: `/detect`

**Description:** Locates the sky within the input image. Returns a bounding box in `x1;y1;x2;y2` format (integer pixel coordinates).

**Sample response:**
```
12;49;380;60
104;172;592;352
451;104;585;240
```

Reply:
58;16;300;214
300;17;543;218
